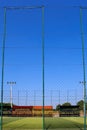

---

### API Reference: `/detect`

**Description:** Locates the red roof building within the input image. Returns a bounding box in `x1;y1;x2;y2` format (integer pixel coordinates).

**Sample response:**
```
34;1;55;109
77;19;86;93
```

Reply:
33;106;53;110
12;105;53;117
13;105;33;110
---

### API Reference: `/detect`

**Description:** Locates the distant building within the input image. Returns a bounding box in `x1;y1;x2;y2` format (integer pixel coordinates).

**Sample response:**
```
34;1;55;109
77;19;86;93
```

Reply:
12;106;33;116
12;105;53;117
33;106;53;117
59;105;80;117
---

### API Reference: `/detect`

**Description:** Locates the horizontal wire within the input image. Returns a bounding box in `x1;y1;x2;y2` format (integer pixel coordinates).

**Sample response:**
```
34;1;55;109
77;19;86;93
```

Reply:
0;46;87;50
0;5;86;9
0;64;85;67
1;33;86;35
4;6;44;10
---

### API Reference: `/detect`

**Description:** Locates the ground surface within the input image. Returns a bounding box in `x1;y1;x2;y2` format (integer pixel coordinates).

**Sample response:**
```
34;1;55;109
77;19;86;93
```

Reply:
2;117;87;130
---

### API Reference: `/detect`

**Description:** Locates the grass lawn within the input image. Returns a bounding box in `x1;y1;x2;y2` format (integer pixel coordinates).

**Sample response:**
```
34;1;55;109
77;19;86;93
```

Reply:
2;117;87;130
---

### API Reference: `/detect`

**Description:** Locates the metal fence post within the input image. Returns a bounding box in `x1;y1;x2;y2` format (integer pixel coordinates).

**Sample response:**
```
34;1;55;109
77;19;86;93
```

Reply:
42;6;45;130
80;7;86;130
1;7;7;130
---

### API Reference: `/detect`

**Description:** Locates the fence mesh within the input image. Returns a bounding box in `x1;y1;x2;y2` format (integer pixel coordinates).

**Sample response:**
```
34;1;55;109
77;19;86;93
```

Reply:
0;5;87;130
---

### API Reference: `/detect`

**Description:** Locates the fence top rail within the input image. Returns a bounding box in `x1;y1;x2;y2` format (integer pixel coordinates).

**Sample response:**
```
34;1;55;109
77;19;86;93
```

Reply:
0;5;87;10
3;6;44;10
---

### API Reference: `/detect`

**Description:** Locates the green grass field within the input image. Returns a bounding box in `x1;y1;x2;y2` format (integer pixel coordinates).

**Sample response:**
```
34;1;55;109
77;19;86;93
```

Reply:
2;117;87;130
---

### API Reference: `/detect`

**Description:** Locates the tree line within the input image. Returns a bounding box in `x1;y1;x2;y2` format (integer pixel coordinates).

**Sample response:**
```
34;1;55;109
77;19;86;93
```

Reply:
56;100;87;110
0;101;87;111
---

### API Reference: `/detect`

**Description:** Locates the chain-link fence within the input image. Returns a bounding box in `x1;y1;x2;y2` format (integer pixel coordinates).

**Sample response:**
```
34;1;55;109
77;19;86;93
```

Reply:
0;4;87;130
3;89;84;107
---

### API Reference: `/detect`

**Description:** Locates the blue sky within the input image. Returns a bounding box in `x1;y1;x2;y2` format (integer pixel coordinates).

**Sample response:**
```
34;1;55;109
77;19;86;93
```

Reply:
0;0;87;107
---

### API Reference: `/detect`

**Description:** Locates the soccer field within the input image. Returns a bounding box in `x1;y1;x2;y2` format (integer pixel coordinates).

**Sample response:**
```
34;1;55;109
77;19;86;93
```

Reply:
2;117;87;130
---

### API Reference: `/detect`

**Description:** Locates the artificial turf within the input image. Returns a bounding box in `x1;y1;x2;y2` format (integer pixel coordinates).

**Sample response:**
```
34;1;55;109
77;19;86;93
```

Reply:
2;117;87;130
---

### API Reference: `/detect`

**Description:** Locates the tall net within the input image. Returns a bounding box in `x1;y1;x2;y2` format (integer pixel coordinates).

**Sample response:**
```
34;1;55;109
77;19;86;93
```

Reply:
0;6;87;130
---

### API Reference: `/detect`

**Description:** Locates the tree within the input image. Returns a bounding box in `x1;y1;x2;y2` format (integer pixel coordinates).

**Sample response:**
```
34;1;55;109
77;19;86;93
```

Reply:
56;102;71;110
56;104;61;110
62;102;71;106
76;100;87;110
0;103;11;107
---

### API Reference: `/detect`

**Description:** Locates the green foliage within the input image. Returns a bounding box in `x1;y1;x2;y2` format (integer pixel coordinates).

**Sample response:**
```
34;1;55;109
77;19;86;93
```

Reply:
77;100;83;110
0;103;11;111
0;103;11;106
77;100;87;110
56;104;61;110
62;102;71;106
56;102;71;110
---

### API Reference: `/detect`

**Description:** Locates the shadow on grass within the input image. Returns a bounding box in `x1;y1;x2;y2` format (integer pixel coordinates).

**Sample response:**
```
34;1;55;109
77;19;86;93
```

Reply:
74;123;83;130
45;124;51;130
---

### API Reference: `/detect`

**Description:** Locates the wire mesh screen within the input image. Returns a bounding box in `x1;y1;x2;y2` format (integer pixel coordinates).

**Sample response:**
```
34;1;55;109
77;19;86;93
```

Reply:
3;88;83;107
0;5;87;130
